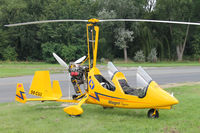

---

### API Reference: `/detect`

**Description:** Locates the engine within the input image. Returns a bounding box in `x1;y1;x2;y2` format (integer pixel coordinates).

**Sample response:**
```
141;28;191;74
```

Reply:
68;62;89;95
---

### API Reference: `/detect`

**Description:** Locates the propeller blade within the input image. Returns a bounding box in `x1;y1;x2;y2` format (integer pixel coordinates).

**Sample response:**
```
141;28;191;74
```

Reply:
74;56;86;64
99;19;200;26
53;53;68;68
4;19;88;27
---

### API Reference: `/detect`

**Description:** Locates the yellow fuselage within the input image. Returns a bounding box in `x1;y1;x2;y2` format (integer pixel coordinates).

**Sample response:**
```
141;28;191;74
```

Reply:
86;67;179;109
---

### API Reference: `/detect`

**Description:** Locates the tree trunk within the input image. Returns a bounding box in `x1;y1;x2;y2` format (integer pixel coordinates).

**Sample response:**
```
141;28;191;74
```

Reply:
124;47;128;63
176;24;190;61
176;45;183;61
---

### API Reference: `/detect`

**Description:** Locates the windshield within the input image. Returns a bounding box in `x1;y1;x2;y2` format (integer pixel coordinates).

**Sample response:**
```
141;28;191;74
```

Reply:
136;66;152;88
107;62;152;88
107;62;119;79
107;62;152;98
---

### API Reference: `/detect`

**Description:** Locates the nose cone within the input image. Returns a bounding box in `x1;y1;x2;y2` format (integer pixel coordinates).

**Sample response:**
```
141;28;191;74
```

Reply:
147;81;179;107
164;94;179;105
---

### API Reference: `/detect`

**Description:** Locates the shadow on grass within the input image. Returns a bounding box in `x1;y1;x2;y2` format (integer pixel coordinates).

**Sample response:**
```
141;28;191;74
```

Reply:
82;104;148;119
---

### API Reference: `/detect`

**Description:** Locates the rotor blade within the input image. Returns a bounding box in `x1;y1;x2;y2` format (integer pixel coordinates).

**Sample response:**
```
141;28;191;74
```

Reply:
4;19;88;27
99;19;200;26
53;53;68;68
74;56;86;64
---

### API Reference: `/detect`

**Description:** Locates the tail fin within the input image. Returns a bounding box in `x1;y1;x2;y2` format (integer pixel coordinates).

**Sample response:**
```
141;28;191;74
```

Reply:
29;71;62;99
16;83;26;103
29;71;53;98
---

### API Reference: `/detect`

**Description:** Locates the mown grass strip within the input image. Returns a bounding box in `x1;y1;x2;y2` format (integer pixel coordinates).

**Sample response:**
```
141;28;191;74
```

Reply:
0;62;63;78
109;61;200;67
0;61;200;77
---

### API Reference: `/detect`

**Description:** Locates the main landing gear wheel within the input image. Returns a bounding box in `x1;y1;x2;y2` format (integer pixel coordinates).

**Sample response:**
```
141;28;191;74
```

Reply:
69;115;81;117
147;109;159;118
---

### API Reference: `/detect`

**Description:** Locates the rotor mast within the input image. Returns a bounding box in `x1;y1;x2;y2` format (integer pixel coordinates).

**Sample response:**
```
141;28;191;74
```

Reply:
87;18;100;70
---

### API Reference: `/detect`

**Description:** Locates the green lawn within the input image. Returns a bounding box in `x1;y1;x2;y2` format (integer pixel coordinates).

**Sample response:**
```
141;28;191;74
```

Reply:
110;61;200;67
0;85;200;133
0;61;200;77
0;62;63;78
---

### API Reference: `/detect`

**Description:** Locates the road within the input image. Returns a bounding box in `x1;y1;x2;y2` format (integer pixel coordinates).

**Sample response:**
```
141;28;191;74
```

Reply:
0;66;200;103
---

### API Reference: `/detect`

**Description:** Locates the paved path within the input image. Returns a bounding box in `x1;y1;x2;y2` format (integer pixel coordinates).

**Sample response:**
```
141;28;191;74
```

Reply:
0;66;200;103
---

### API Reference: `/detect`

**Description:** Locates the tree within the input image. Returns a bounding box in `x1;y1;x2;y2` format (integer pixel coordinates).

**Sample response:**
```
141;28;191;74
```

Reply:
115;28;134;62
156;0;193;61
144;0;156;12
97;0;140;62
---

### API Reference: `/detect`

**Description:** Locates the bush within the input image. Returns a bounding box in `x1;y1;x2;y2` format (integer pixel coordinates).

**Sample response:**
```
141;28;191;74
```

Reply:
62;45;87;63
41;42;64;63
134;50;145;62
147;48;158;62
41;42;87;63
100;58;106;63
192;41;200;60
2;46;18;61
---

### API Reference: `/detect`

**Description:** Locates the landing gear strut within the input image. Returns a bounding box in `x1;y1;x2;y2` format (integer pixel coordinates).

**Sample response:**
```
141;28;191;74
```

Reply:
147;109;159;118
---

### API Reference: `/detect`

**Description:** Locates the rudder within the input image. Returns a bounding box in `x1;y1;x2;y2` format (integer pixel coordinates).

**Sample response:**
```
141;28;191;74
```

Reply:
52;80;62;99
16;83;26;103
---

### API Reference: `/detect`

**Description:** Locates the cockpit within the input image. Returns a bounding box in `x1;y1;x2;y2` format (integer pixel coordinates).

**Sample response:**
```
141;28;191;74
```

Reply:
107;62;152;98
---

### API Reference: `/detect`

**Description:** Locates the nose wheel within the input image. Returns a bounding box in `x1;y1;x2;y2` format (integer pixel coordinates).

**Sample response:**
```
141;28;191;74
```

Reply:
147;109;159;118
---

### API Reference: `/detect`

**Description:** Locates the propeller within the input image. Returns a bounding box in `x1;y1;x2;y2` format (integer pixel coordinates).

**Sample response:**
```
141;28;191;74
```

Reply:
53;53;86;99
53;53;86;68
53;53;68;69
74;56;86;64
5;18;200;27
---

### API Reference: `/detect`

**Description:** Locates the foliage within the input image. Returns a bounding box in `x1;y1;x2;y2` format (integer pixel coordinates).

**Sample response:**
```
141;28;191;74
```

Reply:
191;34;200;60
98;8;117;19
115;28;134;49
134;50;145;62
147;48;157;62
41;42;65;63
41;42;87;63
100;58;106;64
0;0;200;62
156;0;193;61
61;44;87;63
2;46;18;61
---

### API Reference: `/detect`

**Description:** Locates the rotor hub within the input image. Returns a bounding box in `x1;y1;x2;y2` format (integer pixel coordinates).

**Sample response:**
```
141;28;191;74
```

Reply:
88;18;99;23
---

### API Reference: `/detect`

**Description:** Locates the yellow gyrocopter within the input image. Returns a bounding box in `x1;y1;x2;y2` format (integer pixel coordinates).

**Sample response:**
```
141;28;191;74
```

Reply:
6;18;200;118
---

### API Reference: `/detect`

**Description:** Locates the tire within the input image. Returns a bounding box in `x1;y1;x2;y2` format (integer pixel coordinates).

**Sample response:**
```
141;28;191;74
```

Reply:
69;115;81;117
147;109;159;118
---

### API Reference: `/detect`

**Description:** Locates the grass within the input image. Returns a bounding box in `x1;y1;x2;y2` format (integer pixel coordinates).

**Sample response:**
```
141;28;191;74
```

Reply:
0;85;200;133
0;61;63;78
110;60;200;67
0;61;200;77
